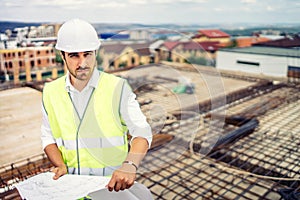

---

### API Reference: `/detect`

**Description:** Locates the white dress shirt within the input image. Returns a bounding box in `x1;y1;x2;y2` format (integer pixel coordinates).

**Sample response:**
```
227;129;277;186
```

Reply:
41;69;152;149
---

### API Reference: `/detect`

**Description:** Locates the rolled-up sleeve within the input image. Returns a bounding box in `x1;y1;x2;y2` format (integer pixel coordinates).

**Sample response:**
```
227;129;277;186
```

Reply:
120;83;153;148
41;103;56;149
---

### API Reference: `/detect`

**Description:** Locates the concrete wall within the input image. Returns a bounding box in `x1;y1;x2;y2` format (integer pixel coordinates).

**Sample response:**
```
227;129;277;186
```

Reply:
216;51;300;77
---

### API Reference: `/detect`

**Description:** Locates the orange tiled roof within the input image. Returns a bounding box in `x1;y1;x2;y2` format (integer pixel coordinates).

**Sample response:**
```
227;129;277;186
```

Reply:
199;29;230;38
236;37;270;47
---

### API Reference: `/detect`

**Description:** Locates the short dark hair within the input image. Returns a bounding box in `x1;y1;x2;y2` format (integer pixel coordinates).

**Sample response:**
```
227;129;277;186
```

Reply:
61;51;65;59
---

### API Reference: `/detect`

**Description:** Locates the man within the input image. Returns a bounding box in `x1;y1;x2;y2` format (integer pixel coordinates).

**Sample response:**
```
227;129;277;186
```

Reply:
41;19;152;192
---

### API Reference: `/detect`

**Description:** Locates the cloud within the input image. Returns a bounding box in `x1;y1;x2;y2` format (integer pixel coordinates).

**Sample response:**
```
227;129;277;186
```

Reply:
214;7;225;12
128;0;148;4
149;0;207;4
1;0;25;7
94;2;127;8
266;5;275;11
241;0;257;4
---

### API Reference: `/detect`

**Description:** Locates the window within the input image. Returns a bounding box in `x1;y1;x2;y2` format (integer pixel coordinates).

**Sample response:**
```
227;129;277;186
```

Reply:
237;60;260;66
37;51;40;55
18;52;21;57
19;61;23;67
37;59;41;65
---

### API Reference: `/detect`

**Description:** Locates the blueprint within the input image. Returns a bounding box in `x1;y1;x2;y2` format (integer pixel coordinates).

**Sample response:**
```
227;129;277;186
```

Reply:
15;172;110;200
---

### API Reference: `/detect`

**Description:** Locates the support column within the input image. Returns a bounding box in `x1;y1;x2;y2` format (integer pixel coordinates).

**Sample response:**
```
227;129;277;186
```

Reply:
52;68;58;79
25;55;32;82
36;70;42;82
13;60;20;85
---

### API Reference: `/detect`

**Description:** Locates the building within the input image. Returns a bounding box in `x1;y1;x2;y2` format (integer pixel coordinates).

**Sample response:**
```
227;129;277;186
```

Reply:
99;42;157;71
192;29;231;44
0;23;60;49
253;35;300;48
0;46;56;78
158;41;219;66
216;46;300;79
229;36;270;48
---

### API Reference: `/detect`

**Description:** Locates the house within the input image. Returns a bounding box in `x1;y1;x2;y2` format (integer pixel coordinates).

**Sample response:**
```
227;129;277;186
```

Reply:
99;42;156;71
158;41;220;66
216;46;300;79
192;29;231;44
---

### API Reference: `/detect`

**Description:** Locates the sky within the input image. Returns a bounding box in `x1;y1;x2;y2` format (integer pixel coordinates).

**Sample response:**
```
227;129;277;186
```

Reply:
0;0;299;25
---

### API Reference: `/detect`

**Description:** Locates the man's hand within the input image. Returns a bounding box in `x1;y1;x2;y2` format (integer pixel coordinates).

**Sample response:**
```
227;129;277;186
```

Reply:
51;165;67;180
107;163;137;192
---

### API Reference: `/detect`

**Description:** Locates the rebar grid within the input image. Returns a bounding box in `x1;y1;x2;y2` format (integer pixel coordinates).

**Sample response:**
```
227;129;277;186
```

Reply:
137;149;282;200
136;84;300;200
0;154;53;199
209;98;300;186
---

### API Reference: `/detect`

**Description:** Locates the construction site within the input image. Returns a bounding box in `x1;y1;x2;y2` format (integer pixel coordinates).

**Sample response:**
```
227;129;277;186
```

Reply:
1;61;300;200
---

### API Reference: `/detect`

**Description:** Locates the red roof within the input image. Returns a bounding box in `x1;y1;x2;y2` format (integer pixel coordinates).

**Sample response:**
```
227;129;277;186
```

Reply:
163;41;180;50
162;41;220;52
182;41;201;50
253;35;300;48
197;41;220;51
198;29;230;38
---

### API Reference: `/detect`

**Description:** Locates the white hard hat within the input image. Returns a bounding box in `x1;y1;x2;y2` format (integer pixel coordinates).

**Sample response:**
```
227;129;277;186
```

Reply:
55;19;101;52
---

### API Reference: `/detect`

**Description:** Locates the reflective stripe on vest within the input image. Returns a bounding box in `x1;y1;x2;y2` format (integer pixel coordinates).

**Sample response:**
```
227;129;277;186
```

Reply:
68;166;119;176
56;136;126;150
43;71;128;175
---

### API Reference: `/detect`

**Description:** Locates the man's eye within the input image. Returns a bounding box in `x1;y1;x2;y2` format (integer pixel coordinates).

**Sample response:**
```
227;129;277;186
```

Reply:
69;54;78;58
84;52;92;56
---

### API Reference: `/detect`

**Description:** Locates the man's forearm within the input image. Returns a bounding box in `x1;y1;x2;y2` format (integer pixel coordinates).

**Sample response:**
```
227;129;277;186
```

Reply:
125;137;149;168
44;143;65;168
44;143;68;179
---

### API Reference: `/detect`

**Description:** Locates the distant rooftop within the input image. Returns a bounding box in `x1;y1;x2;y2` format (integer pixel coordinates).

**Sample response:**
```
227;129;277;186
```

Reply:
219;46;300;58
198;29;230;38
253;35;300;48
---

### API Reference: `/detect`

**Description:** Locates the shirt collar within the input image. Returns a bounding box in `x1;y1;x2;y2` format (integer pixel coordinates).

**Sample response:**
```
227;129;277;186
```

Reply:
65;68;100;92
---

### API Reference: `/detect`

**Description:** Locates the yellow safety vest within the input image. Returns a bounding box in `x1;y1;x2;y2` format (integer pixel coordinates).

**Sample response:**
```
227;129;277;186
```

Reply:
43;72;128;176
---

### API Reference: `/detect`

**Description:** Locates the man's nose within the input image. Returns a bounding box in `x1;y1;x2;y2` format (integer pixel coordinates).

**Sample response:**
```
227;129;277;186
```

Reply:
78;54;87;66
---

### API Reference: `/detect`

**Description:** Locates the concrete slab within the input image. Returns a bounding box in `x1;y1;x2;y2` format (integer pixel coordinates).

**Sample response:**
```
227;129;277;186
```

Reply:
0;87;43;166
116;64;257;119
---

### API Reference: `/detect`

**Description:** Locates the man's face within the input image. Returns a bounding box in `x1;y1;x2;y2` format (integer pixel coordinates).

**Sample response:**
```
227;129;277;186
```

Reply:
64;51;96;81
